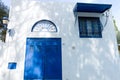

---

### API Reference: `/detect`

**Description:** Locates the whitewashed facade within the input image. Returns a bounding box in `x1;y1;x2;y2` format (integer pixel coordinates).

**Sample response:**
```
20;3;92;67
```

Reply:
0;0;120;80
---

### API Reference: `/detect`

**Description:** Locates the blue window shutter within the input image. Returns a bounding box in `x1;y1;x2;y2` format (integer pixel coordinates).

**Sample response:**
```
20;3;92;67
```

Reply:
91;19;94;37
78;17;102;38
85;19;88;37
97;18;102;37
79;17;87;37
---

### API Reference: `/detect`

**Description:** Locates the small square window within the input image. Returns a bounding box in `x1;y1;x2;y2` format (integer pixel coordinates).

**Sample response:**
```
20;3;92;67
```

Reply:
8;62;17;69
78;17;102;38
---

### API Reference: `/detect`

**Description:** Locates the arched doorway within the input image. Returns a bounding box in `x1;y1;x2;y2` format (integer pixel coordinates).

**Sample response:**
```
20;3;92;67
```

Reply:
24;20;62;80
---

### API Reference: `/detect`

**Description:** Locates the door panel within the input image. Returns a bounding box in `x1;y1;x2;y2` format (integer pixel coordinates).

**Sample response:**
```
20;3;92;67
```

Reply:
44;45;62;79
24;38;62;80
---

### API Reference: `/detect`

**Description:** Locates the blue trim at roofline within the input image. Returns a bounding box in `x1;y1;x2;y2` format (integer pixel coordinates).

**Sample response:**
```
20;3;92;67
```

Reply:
74;3;112;13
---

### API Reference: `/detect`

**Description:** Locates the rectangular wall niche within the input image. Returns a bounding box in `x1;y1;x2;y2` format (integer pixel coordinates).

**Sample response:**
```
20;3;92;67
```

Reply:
8;62;17;69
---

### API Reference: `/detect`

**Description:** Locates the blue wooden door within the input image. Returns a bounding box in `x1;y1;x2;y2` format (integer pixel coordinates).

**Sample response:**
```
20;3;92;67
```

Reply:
24;38;62;80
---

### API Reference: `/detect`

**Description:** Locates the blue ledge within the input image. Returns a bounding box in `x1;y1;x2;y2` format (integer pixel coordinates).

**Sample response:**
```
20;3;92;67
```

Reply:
74;3;112;13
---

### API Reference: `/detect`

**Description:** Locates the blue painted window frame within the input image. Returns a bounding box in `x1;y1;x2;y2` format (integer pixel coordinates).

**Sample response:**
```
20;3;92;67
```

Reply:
78;17;102;38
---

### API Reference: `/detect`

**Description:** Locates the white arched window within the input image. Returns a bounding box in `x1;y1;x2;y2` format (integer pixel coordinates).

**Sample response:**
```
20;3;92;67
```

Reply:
31;20;57;32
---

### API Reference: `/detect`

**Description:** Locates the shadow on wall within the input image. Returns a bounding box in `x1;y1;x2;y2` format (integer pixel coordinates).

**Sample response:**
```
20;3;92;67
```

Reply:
0;0;120;80
39;2;120;80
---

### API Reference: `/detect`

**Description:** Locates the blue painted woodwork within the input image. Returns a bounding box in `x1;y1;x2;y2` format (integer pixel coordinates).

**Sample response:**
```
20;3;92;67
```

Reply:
8;62;17;69
31;20;58;32
78;17;102;38
24;38;62;80
74;3;112;13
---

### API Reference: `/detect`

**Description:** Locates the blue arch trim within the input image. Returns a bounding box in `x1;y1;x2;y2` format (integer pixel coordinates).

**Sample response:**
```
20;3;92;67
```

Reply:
31;19;58;32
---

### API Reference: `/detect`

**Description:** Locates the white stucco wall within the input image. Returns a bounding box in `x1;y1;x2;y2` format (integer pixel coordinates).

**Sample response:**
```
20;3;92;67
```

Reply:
0;0;120;80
